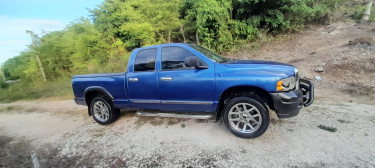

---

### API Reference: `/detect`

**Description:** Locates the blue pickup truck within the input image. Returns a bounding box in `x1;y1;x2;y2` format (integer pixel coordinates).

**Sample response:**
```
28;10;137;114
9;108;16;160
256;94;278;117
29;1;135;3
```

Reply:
72;43;313;138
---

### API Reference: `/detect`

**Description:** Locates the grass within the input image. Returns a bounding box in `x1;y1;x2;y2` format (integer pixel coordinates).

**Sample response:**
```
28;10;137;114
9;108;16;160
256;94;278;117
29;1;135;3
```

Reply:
335;2;375;21
317;125;337;132
0;80;73;103
0;106;14;112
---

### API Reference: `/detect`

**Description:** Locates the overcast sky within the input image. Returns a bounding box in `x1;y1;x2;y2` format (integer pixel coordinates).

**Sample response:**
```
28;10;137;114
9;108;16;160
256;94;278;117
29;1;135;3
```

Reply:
0;0;103;64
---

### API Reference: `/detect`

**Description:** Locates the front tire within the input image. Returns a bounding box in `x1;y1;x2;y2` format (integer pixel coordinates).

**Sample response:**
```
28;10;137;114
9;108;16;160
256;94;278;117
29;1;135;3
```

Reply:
90;97;119;125
223;96;270;138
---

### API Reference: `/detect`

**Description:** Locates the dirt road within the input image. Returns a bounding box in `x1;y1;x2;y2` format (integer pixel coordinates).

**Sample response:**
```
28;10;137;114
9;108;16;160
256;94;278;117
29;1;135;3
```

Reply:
1;21;375;167
0;98;374;167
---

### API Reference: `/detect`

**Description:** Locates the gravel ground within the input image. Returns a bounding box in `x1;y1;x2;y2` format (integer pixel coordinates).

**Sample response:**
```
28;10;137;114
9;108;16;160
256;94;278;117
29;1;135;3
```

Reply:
0;98;374;167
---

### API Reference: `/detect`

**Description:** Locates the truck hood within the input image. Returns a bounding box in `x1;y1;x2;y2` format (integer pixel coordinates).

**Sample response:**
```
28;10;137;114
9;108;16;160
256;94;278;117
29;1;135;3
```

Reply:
224;60;292;66
221;60;296;78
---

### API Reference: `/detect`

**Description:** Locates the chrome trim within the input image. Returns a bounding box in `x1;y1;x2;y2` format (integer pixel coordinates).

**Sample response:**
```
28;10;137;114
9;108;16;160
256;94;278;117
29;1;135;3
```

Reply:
131;100;213;105
161;77;173;81
162;101;213;105
295;68;299;90
129;78;138;82
131;100;160;104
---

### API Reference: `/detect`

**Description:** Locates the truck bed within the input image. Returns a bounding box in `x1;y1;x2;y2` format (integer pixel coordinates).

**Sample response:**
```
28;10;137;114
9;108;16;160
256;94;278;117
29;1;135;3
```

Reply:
72;72;129;109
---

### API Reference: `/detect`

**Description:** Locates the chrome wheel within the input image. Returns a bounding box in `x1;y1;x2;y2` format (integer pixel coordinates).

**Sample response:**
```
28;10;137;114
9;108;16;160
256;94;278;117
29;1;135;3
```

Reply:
93;101;110;122
228;103;262;134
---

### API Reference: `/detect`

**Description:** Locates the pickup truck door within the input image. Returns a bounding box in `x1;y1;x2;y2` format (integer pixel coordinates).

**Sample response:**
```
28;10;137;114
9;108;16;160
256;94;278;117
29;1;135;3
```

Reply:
158;46;215;112
126;48;161;110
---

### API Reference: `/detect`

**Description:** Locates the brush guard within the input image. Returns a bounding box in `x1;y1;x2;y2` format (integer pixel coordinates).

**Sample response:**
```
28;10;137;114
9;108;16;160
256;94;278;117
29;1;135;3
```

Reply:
300;78;314;107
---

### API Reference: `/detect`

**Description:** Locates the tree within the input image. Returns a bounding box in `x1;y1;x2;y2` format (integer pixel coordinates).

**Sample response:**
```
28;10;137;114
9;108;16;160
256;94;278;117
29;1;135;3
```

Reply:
26;30;47;82
91;0;182;50
183;0;234;52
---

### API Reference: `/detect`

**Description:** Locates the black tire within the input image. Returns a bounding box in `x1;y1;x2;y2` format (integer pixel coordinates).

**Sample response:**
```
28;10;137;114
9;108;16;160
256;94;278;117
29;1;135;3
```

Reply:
223;96;270;138
90;97;120;125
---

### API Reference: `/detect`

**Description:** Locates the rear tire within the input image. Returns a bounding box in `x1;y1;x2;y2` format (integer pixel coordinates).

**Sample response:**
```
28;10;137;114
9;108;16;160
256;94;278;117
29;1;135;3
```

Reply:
223;96;269;138
90;97;119;125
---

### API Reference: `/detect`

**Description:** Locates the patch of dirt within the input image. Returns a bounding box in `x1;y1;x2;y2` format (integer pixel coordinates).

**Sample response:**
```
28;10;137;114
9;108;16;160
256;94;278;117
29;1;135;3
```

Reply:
0;136;13;158
0;137;34;168
348;36;374;45
341;83;375;98
337;119;353;124
134;117;165;129
0;100;87;145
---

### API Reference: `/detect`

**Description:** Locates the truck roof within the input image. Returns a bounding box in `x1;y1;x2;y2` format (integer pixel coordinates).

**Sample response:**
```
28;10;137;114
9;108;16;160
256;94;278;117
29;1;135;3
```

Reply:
135;43;192;50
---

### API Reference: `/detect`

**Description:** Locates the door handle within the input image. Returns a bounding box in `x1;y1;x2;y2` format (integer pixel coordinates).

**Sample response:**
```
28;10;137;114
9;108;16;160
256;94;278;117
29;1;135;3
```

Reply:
129;78;138;82
161;77;173;81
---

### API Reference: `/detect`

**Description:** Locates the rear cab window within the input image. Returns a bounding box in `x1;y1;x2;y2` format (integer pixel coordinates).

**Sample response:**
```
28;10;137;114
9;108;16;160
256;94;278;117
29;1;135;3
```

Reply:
134;48;157;72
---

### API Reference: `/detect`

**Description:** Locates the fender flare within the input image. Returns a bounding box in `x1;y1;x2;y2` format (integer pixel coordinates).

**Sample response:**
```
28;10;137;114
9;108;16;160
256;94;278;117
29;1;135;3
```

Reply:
84;86;114;116
84;86;114;104
215;85;273;120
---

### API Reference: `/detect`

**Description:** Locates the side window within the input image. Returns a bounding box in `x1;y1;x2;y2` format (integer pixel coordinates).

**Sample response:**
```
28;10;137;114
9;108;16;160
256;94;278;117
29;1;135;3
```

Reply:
162;47;200;70
134;48;157;72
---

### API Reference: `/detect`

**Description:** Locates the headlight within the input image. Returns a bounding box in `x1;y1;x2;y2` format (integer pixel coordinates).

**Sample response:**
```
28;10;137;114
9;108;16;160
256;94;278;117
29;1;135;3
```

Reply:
276;77;296;91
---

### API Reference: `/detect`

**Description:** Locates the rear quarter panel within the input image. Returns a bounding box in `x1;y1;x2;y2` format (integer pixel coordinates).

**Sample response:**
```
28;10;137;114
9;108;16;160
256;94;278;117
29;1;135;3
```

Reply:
72;73;130;109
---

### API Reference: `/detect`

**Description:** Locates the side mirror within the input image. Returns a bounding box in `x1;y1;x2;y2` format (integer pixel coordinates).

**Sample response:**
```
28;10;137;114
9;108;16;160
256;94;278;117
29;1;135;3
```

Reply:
184;56;208;69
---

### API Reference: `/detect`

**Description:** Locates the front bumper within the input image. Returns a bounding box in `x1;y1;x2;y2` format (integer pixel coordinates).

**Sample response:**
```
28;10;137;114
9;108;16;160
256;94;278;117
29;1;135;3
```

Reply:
270;78;314;118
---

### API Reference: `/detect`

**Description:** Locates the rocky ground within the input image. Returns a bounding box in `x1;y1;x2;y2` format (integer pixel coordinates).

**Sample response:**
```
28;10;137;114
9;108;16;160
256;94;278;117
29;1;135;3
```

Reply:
0;21;375;167
0;99;374;167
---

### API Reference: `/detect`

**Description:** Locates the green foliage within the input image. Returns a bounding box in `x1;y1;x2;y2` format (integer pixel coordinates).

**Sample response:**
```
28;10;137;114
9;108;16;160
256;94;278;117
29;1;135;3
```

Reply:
348;5;375;21
348;4;367;20
183;0;234;52
1;0;343;102
92;0;182;50
232;0;330;32
0;81;8;89
64;19;111;74
3;52;31;81
0;80;73;103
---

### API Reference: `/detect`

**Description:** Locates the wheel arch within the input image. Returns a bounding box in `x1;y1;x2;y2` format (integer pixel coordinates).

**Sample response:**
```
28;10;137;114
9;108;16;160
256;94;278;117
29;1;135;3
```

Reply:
216;85;274;120
84;86;114;106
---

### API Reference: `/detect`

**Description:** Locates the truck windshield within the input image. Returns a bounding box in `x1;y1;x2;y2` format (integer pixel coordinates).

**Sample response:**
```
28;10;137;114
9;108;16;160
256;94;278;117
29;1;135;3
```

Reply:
189;44;228;63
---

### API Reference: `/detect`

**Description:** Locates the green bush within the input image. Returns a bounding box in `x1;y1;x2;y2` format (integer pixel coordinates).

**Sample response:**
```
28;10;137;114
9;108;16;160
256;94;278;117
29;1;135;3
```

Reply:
369;6;375;22
0;81;8;89
232;0;331;32
349;4;367;20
